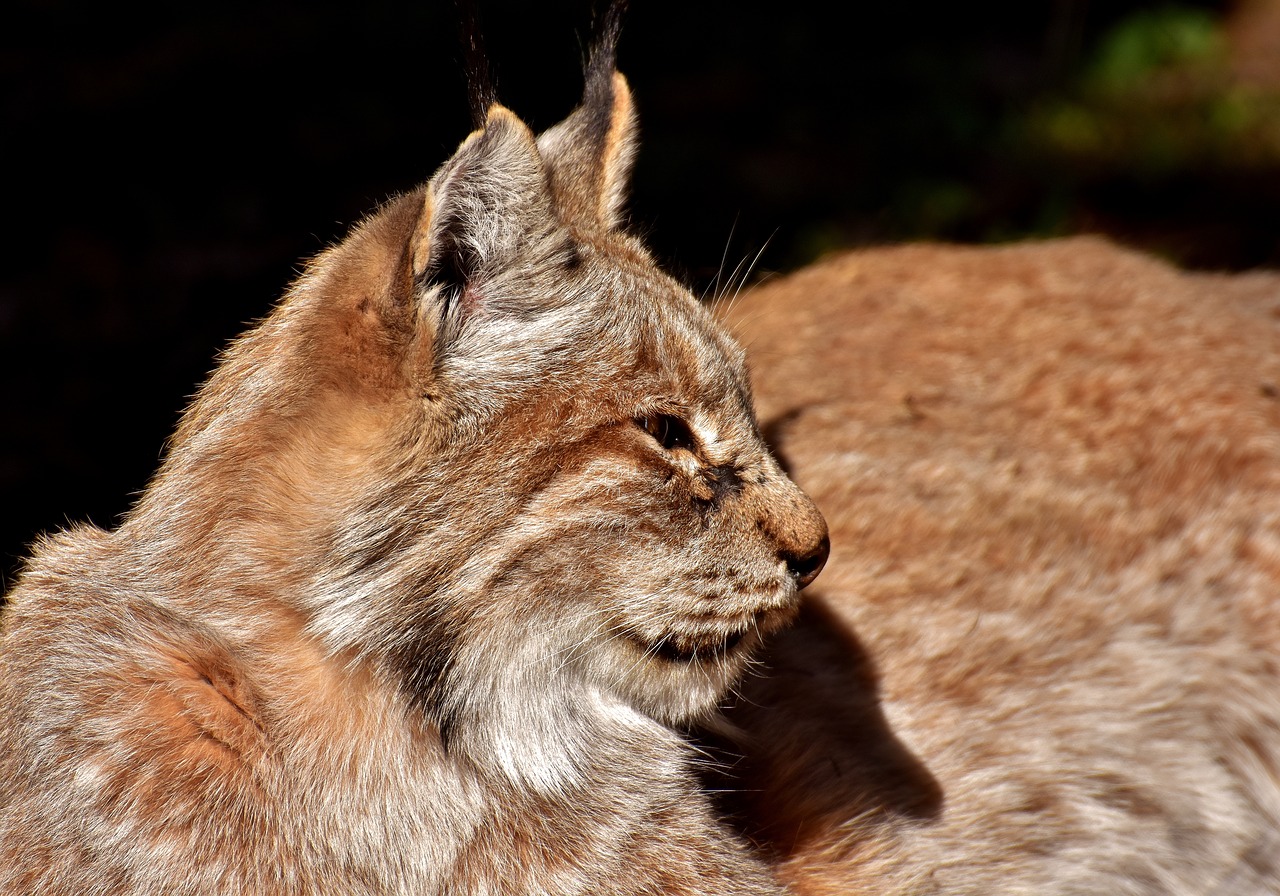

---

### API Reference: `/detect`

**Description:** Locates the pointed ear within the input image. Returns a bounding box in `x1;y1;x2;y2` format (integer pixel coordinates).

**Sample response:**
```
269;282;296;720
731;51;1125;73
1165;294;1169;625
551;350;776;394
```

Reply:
409;105;555;337
536;62;638;232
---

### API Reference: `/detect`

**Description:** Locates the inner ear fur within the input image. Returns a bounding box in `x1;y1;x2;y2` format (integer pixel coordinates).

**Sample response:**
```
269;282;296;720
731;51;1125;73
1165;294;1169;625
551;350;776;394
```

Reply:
302;92;635;407
412;105;554;280
284;106;555;403
408;106;556;336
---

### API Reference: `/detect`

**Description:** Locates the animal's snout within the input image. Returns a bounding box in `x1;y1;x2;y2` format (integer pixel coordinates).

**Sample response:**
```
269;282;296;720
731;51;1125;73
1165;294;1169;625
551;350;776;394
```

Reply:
782;530;829;589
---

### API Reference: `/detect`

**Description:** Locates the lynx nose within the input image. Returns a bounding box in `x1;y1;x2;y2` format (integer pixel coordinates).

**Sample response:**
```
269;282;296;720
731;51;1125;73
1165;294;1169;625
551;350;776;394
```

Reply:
783;531;829;590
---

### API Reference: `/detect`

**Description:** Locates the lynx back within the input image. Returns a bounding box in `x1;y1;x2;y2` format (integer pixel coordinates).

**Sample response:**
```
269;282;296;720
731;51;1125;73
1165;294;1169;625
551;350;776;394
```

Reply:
717;239;1280;894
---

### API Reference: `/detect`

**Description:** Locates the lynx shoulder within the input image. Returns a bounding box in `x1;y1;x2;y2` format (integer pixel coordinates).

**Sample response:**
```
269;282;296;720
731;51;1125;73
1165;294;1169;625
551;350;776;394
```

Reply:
0;21;826;896
716;238;1280;894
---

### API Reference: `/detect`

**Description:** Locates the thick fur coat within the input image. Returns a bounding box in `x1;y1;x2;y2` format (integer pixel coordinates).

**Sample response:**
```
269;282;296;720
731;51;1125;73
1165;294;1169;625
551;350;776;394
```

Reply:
6;12;1279;894
716;239;1280;894
0;38;826;896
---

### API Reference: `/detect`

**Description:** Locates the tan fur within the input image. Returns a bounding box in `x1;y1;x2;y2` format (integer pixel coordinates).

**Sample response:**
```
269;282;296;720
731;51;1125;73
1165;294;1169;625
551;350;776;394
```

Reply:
716;238;1280;894
0;58;827;895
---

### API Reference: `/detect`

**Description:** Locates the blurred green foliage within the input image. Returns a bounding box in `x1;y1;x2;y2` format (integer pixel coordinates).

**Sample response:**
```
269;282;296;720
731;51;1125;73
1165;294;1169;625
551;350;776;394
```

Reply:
808;6;1271;273
1030;6;1280;176
1090;6;1224;88
627;2;1279;280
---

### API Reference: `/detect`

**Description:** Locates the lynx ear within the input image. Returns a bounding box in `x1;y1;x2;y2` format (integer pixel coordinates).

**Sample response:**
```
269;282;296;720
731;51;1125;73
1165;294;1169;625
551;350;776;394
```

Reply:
536;46;637;231
409;105;554;340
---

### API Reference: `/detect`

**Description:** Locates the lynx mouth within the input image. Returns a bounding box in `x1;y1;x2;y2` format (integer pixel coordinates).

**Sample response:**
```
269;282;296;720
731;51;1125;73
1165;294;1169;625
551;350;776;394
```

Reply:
629;627;751;664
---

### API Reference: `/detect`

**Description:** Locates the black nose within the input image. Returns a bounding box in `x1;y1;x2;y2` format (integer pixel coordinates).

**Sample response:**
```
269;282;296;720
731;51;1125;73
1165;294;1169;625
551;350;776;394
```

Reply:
784;533;829;589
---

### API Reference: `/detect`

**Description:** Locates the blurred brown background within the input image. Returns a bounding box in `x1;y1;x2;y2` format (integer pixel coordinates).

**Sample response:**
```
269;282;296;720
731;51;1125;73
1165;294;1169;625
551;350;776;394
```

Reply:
3;0;1279;587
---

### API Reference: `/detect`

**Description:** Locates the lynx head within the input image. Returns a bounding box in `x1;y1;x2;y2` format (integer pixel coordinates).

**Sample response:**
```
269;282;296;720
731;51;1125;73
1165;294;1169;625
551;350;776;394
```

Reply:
141;22;827;773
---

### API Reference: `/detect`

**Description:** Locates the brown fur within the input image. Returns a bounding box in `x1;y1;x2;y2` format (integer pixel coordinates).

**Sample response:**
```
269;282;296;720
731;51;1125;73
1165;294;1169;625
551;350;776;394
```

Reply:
0;49;827;896
715;238;1280;894
10;21;1273;894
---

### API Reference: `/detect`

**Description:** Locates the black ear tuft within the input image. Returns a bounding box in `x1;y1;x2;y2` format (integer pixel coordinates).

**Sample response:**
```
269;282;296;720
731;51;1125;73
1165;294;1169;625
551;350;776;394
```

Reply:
536;0;637;231
455;0;498;130
585;0;628;96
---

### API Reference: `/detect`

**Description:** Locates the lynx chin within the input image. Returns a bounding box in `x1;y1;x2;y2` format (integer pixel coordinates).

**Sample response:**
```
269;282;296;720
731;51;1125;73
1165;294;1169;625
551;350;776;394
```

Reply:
0;15;827;896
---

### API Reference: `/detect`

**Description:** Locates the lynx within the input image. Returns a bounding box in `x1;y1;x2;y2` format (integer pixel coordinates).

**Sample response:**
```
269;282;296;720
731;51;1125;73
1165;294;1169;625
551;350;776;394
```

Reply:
0;18;827;896
712;238;1280;894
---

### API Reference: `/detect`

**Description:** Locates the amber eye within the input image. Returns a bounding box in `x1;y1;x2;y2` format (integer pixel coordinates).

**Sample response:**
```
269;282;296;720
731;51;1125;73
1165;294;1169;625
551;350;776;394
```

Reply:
636;414;697;453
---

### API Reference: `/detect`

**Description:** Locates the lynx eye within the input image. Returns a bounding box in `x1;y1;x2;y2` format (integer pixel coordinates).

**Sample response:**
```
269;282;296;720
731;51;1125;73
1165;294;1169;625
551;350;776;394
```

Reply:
635;414;697;454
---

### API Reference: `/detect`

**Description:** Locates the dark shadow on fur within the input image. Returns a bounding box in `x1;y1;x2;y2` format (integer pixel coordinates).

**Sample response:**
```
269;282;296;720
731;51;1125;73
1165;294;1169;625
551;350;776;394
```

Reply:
691;595;942;858
758;407;807;478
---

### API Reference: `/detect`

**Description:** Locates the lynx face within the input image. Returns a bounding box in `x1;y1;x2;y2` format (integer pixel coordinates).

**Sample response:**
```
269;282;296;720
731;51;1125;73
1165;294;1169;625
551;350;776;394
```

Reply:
241;80;831;745
427;250;829;725
308;178;829;742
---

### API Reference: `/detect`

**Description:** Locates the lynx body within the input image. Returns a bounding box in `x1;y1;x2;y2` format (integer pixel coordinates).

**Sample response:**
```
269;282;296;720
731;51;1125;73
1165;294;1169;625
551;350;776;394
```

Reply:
0;35;826;896
718;239;1280;894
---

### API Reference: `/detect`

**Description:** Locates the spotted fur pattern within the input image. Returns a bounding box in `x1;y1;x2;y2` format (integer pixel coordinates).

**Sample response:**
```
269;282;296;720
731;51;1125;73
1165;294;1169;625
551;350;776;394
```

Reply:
0;44;827;896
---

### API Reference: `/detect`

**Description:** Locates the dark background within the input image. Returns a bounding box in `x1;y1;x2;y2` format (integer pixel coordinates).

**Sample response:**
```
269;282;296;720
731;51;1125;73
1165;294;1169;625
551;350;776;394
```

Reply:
4;0;1279;589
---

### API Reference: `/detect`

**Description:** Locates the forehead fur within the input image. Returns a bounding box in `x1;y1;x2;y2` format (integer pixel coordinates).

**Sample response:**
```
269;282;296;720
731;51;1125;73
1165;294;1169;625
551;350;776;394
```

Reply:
437;224;750;410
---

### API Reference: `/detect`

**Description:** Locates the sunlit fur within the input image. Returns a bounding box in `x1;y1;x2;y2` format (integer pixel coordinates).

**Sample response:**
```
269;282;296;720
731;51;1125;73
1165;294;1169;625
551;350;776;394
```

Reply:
716;238;1280;894
0;54;826;896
